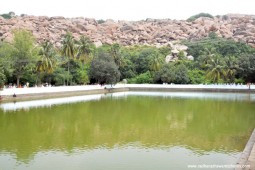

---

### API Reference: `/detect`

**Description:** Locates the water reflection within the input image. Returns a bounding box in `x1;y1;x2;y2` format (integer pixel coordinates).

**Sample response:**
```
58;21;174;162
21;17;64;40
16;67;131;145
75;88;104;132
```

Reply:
1;92;255;111
0;92;254;169
0;94;103;112
0;146;240;170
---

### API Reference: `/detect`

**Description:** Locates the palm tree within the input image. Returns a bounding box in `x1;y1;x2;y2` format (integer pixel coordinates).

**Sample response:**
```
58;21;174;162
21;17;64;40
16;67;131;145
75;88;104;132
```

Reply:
110;43;125;68
61;32;76;85
224;56;238;83
205;55;227;83
199;47;216;69
36;41;56;85
77;36;95;64
149;53;164;72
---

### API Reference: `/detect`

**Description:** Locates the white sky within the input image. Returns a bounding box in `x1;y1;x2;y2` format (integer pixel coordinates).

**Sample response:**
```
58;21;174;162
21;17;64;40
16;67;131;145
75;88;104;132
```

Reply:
1;0;255;21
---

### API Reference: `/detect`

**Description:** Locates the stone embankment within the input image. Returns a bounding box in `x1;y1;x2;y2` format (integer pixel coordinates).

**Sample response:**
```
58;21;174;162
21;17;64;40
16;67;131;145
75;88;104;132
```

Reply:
0;84;255;102
0;14;255;47
236;129;255;170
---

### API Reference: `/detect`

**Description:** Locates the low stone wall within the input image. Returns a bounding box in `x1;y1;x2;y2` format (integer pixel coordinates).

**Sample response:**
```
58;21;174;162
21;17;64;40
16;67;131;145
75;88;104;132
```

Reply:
1;85;255;103
129;87;255;93
0;88;129;102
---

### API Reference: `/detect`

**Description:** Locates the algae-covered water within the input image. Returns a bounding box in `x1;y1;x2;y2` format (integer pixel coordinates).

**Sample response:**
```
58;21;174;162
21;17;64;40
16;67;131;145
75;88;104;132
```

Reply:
0;92;254;170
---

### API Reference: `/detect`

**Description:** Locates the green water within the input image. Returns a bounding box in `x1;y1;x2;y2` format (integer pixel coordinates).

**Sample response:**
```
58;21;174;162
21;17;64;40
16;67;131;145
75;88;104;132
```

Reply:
0;92;254;170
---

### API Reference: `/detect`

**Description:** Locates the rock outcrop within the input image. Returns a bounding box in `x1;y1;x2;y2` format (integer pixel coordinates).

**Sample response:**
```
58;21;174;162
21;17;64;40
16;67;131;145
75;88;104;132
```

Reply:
0;14;255;47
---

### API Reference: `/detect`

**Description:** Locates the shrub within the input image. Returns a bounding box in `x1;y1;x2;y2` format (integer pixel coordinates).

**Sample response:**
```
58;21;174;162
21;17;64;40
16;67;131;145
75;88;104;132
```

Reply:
187;13;214;22
188;69;206;84
128;71;153;84
97;19;105;24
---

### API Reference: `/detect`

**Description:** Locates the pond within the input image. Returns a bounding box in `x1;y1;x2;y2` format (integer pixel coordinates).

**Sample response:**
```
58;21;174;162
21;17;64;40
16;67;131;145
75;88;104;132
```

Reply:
0;92;255;170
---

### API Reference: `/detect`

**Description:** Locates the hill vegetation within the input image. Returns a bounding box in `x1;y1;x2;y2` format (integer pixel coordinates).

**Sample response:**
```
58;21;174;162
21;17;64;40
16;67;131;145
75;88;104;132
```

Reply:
187;13;214;22
0;29;255;87
0;12;15;19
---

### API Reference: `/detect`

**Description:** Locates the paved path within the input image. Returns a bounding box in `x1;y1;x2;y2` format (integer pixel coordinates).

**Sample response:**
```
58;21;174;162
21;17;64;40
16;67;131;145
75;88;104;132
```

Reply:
0;85;104;96
236;129;255;170
1;84;254;96
247;143;255;170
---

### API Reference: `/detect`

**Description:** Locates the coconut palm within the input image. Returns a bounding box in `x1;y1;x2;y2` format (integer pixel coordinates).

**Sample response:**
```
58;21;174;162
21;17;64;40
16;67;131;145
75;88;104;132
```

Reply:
149;52;164;72
205;55;227;83
35;41;56;85
77;36;95;64
36;41;56;73
61;32;76;85
198;47;216;69
224;56;238;83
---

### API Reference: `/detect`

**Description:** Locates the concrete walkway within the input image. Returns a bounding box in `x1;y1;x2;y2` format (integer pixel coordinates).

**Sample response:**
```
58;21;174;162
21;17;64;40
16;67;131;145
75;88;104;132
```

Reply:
247;143;255;170
0;85;104;96
1;84;255;96
1;84;255;102
236;129;255;170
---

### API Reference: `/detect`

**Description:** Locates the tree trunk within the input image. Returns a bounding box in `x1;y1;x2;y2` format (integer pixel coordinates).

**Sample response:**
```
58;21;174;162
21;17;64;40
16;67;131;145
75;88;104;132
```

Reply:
67;60;70;86
17;76;20;87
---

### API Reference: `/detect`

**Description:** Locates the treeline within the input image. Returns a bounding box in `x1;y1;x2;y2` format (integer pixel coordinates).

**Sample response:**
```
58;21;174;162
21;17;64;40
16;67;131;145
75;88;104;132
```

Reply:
0;29;255;87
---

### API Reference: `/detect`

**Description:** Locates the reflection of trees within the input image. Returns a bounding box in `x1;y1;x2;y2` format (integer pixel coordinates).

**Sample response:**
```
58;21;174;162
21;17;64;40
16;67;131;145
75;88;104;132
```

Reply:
0;96;254;161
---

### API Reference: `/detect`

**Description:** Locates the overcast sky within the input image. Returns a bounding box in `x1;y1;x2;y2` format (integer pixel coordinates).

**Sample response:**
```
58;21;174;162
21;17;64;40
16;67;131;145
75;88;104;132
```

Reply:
1;0;255;20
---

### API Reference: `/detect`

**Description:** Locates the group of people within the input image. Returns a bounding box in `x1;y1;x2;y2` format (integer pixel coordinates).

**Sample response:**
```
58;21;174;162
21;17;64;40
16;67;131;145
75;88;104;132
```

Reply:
3;82;54;88
3;82;29;89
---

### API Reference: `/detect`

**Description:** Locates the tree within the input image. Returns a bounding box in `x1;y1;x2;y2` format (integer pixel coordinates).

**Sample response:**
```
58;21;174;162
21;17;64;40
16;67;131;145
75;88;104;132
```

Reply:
0;42;12;86
0;65;6;87
119;59;136;80
149;52;164;72
110;43;125;68
197;47;216;69
158;46;171;57
89;51;120;84
61;32;76;85
36;41;57;85
155;63;190;84
224;56;238;83
237;54;255;82
77;64;90;84
185;36;255;59
174;63;190;84
188;69;206;84
205;55;226;83
77;36;95;64
134;48;157;74
9;29;38;86
155;64;175;84
53;67;71;86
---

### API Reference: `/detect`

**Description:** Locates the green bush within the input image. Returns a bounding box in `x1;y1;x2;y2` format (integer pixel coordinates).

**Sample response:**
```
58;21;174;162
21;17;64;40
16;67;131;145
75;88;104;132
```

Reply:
0;14;11;19
184;36;255;60
97;19;105;24
188;69;206;84
0;12;15;19
234;78;245;84
128;71;152;84
187;13;214;22
155;63;190;84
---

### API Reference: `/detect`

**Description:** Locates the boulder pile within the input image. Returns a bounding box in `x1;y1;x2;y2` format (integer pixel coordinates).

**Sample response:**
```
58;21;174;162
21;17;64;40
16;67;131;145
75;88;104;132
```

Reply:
0;14;255;48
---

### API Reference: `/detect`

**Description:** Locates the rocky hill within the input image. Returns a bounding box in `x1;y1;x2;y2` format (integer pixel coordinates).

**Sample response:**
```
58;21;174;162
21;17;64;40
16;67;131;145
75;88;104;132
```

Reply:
0;14;255;47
